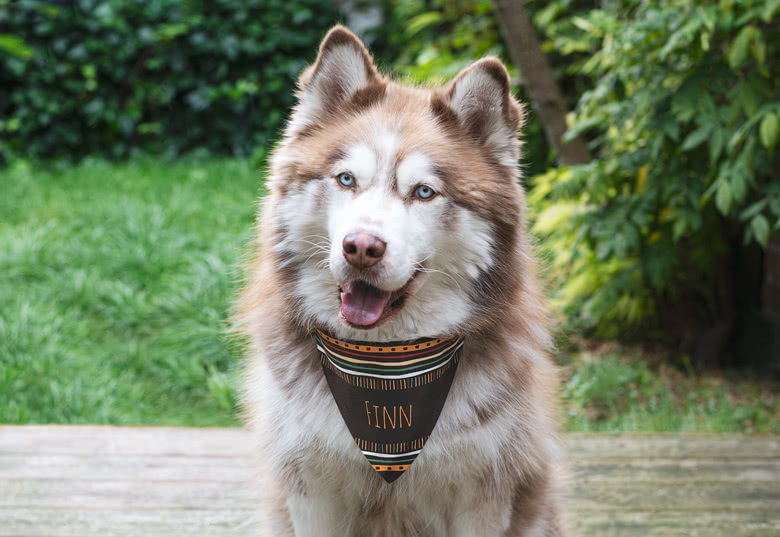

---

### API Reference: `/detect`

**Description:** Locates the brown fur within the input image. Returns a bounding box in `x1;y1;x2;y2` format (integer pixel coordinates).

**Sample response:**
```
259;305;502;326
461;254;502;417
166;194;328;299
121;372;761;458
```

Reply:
236;25;568;537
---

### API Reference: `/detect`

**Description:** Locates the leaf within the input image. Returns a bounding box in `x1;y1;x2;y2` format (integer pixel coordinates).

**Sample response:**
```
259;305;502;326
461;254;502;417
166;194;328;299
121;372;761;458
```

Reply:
731;172;747;203
533;202;578;234
0;34;33;60
751;30;767;71
740;200;767;221
407;12;443;36
715;180;732;214
751;214;770;247
572;17;595;32
663;121;680;141
727;26;752;70
673;219;687;241
709;128;725;163
636;165;649;193
762;0;780;22
760;113;778;151
681;126;711;151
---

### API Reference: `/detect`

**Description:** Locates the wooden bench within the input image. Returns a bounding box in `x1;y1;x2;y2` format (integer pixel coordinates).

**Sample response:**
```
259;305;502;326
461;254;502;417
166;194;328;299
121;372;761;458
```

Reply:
1;426;778;536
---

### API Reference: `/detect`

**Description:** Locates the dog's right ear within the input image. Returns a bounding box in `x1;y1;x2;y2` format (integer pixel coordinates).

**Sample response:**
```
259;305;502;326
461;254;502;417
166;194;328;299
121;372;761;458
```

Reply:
289;25;380;132
436;57;524;168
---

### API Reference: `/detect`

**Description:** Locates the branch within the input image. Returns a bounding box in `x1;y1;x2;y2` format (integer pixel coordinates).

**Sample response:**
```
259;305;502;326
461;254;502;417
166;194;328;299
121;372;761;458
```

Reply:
492;0;592;165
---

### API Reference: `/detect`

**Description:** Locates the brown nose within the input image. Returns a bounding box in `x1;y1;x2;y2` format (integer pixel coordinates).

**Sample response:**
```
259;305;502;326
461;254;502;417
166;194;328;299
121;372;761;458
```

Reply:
343;232;386;269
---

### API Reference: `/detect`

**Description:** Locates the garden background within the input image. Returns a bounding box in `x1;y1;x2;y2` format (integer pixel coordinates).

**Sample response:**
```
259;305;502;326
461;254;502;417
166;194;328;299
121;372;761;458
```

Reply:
1;0;778;432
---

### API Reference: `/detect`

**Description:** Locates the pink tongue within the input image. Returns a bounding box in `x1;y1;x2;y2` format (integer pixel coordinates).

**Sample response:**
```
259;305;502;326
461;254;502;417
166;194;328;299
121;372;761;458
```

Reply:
341;281;391;326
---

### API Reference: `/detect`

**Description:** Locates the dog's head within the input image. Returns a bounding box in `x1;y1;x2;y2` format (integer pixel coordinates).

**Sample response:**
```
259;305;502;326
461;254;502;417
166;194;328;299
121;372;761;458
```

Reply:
265;26;527;341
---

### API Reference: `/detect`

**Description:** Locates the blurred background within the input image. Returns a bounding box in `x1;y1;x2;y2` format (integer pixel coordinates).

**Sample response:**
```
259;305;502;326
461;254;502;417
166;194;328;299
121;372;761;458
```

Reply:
1;0;778;431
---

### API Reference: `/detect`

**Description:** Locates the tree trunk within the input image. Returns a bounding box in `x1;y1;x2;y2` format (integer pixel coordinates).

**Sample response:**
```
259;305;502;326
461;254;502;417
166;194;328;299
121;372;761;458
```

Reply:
492;0;592;166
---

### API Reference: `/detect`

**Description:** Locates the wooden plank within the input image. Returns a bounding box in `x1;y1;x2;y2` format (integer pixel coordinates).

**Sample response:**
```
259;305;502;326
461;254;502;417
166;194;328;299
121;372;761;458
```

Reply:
2;508;778;537
571;510;780;537
2;478;777;512
565;433;780;459
0;453;254;482
3;427;778;459
568;481;780;511
0;426;251;457
572;458;780;483
0;479;257;509
0;507;258;537
2;453;779;484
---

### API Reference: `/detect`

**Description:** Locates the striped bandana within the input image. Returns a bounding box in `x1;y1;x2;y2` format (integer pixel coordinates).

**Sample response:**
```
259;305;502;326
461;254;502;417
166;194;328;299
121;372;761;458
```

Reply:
314;328;464;483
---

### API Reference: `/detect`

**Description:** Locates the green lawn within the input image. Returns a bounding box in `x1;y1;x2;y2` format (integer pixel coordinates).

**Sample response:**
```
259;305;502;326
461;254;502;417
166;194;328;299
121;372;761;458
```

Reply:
1;158;259;425
561;351;779;433
1;158;778;431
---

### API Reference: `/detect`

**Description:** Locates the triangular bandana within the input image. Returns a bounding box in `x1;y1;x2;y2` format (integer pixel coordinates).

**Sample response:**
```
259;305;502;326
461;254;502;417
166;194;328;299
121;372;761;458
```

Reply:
314;328;463;483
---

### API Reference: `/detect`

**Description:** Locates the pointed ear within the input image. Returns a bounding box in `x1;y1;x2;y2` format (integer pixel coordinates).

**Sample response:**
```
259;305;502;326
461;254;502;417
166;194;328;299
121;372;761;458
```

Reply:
440;57;524;167
290;25;381;132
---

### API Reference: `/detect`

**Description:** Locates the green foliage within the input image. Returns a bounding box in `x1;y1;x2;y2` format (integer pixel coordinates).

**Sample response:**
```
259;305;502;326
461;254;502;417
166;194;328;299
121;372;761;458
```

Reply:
0;158;260;424
562;352;780;432
0;0;340;161
382;0;504;82
530;0;780;338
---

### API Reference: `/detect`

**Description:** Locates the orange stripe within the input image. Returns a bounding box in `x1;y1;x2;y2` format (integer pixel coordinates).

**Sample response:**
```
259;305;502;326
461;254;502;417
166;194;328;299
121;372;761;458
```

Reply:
372;464;410;472
314;328;456;354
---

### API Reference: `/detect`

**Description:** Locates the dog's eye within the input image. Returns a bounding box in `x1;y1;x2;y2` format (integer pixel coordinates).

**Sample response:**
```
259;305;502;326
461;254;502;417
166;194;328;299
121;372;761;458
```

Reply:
337;172;356;188
414;185;436;200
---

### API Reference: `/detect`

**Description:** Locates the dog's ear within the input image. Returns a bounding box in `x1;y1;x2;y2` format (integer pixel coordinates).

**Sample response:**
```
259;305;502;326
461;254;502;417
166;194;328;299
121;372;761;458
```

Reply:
290;25;380;132
439;57;524;167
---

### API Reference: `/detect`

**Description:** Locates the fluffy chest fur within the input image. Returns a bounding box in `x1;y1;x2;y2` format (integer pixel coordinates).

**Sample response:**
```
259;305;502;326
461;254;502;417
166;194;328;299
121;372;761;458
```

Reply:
244;333;559;536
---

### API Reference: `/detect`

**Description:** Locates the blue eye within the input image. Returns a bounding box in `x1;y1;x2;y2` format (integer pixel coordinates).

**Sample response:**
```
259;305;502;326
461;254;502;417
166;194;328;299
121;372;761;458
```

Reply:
337;172;356;188
414;185;436;200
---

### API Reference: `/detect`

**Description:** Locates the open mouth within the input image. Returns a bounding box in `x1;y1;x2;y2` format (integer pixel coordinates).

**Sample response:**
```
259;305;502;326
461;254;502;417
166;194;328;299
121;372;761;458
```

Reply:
338;274;418;329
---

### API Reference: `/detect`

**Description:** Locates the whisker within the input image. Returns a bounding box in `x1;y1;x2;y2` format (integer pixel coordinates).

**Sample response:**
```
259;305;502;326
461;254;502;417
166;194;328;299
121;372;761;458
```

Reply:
414;265;464;290
303;247;330;266
297;234;332;244
416;252;435;265
293;238;331;251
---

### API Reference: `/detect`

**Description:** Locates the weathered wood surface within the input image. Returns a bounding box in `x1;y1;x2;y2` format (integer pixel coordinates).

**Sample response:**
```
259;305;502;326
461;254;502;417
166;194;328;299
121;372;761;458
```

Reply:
1;427;778;536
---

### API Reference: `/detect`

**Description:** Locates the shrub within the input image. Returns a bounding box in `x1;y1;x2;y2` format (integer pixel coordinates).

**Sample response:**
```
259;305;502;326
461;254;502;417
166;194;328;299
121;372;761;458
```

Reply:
531;0;779;361
380;0;779;361
0;0;340;161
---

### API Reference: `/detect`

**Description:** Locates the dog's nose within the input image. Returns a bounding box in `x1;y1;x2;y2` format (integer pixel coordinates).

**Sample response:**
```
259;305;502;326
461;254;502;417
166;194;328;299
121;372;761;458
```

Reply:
343;232;386;269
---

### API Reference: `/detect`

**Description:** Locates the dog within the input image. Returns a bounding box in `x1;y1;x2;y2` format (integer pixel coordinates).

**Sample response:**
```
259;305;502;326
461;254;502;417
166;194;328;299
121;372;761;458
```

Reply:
237;25;567;537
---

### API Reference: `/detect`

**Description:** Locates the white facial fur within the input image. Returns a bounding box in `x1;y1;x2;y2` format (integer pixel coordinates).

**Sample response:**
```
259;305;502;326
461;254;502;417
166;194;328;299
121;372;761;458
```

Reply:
273;130;496;341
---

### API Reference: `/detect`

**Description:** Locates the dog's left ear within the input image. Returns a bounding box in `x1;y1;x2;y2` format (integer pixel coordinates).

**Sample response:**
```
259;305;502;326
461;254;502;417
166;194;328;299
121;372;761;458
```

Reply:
438;57;524;167
289;25;381;132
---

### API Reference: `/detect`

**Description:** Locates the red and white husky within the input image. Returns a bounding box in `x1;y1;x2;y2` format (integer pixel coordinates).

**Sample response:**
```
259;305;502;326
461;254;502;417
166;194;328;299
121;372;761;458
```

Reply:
238;25;567;537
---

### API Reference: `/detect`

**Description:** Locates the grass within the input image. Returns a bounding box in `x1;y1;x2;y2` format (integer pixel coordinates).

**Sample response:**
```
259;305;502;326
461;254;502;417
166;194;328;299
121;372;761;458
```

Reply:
1;157;778;431
560;349;780;433
0;158;260;425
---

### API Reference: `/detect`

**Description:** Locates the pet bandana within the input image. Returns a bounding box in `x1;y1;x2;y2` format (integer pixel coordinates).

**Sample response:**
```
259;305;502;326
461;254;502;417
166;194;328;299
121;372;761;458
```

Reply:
314;328;463;483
